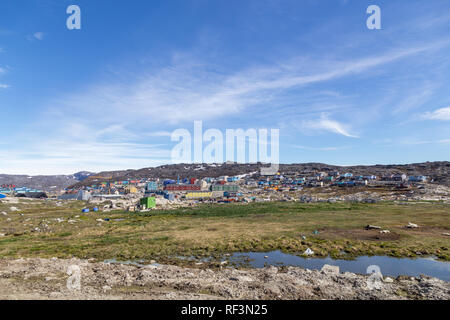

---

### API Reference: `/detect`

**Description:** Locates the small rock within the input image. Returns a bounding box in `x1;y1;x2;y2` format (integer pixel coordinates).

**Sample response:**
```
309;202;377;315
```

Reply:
383;277;394;283
237;276;254;282
380;230;390;234
266;266;278;274
406;222;419;229
321;264;340;275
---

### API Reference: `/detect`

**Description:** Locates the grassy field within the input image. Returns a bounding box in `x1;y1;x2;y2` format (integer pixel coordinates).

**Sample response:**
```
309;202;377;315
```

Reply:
0;199;449;264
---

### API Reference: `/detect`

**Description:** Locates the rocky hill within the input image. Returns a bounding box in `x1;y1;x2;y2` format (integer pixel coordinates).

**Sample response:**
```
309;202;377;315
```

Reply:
2;162;448;191
71;161;450;187
0;172;95;191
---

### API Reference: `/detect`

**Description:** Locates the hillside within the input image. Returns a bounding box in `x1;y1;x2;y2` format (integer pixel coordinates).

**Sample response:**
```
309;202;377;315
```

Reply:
0;172;95;191
1;162;448;191
71;161;450;187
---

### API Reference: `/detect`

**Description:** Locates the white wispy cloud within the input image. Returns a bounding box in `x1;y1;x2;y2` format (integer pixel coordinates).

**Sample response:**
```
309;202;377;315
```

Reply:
399;138;450;146
421;106;450;121
33;32;45;40
146;131;173;137
300;115;358;138
293;145;350;151
0;67;11;89
0;140;172;175
27;32;45;41
392;83;436;114
50;42;446;127
377;137;450;147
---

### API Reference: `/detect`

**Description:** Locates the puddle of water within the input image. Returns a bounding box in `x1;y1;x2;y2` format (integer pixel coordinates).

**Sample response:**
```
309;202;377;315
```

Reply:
228;251;450;281
104;259;150;267
103;252;450;282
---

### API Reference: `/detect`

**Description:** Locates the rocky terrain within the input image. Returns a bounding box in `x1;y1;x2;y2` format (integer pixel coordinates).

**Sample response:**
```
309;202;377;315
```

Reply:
0;258;448;300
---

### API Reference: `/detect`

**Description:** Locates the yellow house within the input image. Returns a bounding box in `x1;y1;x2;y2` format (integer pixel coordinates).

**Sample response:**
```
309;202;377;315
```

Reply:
185;192;212;199
124;186;138;194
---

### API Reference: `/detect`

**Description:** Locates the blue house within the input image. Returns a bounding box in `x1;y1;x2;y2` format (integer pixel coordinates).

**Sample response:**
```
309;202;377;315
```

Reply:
409;176;427;182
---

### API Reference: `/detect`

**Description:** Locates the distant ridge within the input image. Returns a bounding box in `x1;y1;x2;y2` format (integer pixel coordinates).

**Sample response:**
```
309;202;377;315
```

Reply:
0;172;95;191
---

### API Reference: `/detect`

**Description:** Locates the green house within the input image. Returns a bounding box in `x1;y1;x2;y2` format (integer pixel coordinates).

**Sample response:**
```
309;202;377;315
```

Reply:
140;197;156;209
211;184;239;192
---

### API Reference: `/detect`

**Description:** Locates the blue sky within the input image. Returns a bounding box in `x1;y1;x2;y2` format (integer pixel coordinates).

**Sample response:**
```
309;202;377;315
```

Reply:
0;0;449;174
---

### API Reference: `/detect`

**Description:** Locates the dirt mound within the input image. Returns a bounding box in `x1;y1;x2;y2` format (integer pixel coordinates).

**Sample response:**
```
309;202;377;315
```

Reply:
0;258;448;300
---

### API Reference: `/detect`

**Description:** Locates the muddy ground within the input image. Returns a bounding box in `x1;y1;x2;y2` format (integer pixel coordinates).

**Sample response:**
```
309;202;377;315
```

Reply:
0;258;448;300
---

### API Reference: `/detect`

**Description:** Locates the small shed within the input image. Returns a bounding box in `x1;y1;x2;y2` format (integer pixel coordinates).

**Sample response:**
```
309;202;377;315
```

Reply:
140;197;156;209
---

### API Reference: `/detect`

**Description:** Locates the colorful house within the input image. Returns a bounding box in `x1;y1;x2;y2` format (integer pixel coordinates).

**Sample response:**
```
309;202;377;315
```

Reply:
140;197;156;209
185;192;212;199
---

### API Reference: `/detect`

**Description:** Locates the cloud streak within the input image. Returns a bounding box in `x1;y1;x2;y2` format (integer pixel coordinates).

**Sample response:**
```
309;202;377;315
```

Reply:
51;41;448;127
421;107;450;121
33;32;45;40
300;115;358;138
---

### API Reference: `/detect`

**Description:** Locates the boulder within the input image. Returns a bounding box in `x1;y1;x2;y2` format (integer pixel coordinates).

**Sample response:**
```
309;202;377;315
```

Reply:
406;222;419;229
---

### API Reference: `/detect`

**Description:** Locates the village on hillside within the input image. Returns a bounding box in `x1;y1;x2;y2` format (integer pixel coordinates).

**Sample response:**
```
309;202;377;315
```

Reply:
2;165;448;213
